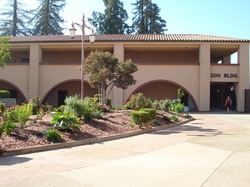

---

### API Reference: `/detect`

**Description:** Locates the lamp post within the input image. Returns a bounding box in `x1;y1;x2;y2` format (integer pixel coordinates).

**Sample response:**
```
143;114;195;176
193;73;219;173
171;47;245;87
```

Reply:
69;14;95;99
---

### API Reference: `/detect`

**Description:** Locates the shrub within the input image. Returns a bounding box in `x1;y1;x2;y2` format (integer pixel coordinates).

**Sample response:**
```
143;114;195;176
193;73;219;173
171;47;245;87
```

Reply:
56;105;65;112
173;102;184;114
0;102;6;114
124;93;151;110
64;95;101;121
171;115;178;121
30;97;42;114
183;113;191;118
152;119;161;125
3;106;18;122
51;112;81;132
2;121;16;135
16;103;33;128
0;90;11;98
130;110;151;127
64;95;85;118
158;99;170;112
45;129;61;143
140;108;156;121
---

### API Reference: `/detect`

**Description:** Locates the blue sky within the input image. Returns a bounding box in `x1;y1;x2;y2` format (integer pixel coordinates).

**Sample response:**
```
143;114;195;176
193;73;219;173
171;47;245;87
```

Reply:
1;0;250;39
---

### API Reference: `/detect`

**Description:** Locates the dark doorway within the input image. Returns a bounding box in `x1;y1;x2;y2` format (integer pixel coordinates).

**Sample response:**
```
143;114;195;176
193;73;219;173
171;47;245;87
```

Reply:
210;86;221;109
210;83;236;111
58;90;68;106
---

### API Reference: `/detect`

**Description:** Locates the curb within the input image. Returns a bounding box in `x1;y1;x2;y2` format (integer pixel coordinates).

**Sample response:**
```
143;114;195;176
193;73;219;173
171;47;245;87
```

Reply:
0;118;194;157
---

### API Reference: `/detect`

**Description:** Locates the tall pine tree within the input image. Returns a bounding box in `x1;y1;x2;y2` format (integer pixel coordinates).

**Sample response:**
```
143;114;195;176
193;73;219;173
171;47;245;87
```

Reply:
31;0;66;35
132;0;167;34
0;0;31;36
88;0;130;34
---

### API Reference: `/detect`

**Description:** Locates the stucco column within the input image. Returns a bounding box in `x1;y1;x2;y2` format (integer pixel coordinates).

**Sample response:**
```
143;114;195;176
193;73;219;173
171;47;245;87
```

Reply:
111;43;124;107
235;44;249;112
199;43;211;111
28;44;41;100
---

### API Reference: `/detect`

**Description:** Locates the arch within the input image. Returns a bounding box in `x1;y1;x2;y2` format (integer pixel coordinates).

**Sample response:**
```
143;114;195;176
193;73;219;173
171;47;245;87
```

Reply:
0;79;27;104
126;79;198;111
42;79;98;106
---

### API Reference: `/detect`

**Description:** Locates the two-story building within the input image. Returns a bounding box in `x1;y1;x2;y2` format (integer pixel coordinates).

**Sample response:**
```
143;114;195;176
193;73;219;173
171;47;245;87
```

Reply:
0;34;249;112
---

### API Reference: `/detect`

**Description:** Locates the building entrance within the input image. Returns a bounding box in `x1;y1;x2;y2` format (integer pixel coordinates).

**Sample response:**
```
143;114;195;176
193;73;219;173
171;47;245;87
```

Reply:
210;83;236;111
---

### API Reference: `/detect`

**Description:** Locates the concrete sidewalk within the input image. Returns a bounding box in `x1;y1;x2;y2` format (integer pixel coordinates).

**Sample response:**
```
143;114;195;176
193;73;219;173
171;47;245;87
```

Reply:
0;112;250;187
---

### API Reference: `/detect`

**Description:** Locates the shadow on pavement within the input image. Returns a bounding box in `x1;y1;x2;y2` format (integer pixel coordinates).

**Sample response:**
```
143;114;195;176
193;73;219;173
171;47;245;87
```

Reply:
0;156;32;166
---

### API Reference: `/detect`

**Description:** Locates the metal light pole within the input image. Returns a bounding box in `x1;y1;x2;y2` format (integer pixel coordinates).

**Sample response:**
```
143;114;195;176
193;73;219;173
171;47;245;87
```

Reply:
69;14;95;99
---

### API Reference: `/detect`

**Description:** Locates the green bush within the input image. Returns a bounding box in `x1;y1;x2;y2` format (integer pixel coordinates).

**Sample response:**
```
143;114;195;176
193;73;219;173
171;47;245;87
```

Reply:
123;93;152;110
64;95;85;118
0;102;6;114
45;129;61;143
0;90;11;98
64;95;101;121
171;115;178;121
51;111;81;132
30;97;42;114
173;102;184;114
183;113;191;118
56;105;65;112
140;108;156;121
3;106;18;122
2;121;16;135
130;110;151;127
16;103;33;128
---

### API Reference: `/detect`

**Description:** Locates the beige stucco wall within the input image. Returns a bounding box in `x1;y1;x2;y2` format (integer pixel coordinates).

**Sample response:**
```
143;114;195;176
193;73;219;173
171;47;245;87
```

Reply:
1;38;249;112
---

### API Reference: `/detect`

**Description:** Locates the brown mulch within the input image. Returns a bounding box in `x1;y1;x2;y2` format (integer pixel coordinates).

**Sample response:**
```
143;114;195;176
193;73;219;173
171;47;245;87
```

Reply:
0;110;188;151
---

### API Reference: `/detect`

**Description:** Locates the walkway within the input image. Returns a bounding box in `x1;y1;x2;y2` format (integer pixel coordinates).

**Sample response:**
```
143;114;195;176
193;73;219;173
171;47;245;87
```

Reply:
0;112;250;187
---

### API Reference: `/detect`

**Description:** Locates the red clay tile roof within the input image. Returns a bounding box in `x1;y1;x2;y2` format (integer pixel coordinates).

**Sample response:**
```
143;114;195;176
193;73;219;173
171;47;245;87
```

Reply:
10;34;250;43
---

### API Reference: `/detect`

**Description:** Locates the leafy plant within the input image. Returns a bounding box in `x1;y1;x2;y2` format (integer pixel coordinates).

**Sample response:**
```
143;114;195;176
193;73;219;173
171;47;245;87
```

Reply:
30;97;42;114
171;115;178;122
64;95;85;118
16;103;33;128
173;102;184;115
0;102;6;114
152;119;161;125
2;121;16;135
51;112;81;132
183;113;191;118
3;106;18;122
124;93;152;110
44;129;61;143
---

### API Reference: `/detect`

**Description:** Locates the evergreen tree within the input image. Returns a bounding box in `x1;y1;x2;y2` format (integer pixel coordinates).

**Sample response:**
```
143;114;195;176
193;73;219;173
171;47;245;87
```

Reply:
0;0;31;36
88;0;130;34
0;37;11;68
132;0;167;34
85;50;137;104
31;0;66;35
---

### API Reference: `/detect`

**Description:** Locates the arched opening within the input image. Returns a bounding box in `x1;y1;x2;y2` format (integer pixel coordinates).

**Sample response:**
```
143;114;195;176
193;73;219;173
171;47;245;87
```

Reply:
42;80;98;106
127;80;197;111
0;80;26;104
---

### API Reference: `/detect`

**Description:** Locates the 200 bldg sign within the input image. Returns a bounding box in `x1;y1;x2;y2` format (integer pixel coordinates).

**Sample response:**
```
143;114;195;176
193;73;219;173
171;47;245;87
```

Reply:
211;73;238;78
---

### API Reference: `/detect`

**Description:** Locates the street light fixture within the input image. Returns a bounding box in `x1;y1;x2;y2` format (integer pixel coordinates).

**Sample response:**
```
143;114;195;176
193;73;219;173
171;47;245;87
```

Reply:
69;14;95;99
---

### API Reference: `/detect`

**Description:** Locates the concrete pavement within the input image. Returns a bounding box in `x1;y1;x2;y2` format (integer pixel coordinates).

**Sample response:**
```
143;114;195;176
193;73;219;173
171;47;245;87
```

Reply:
0;112;250;187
